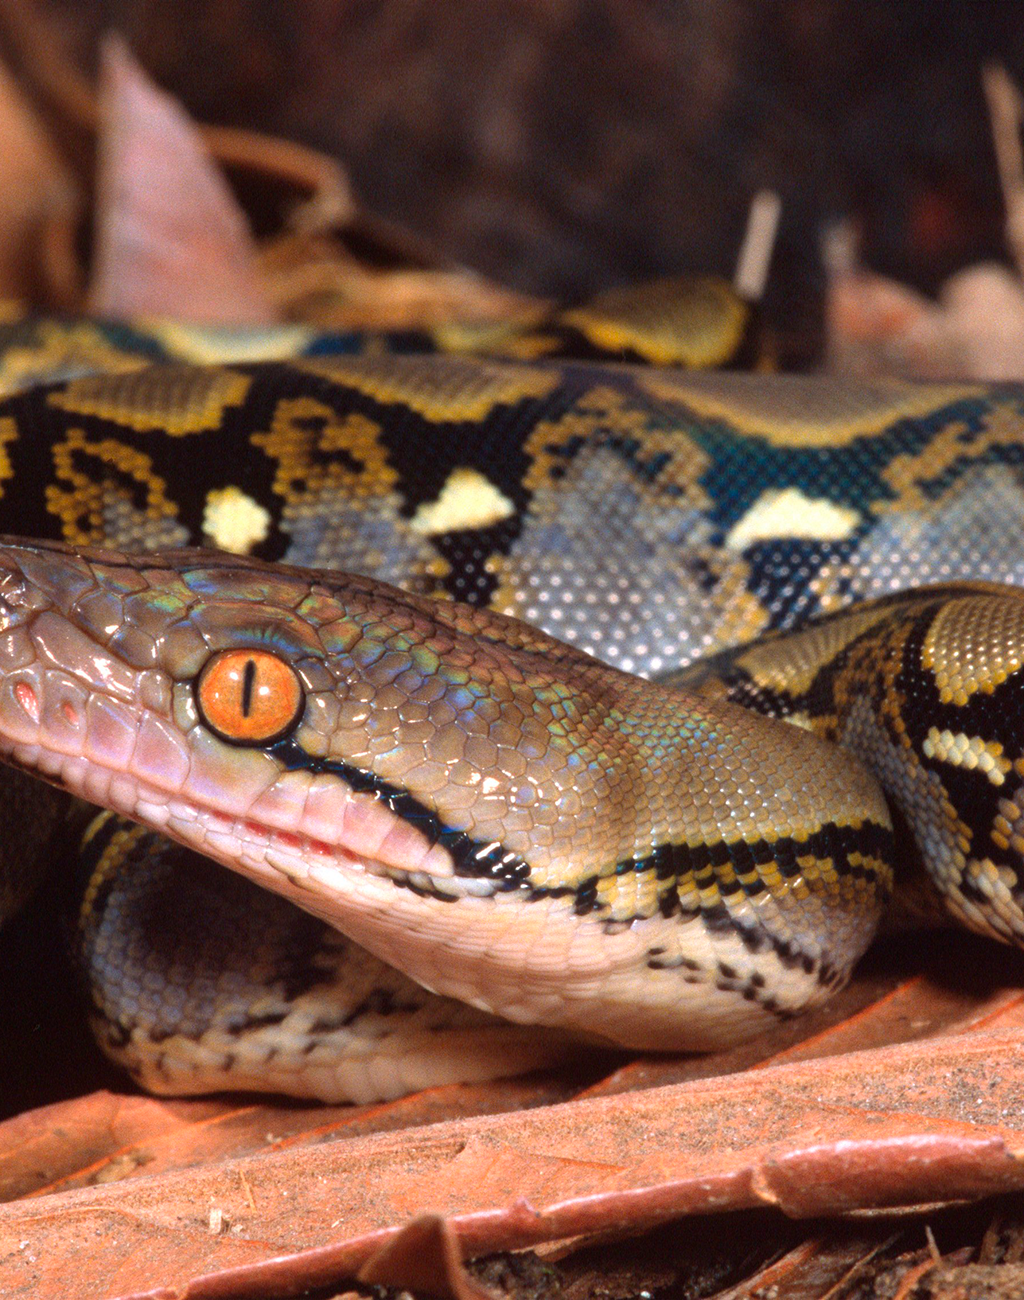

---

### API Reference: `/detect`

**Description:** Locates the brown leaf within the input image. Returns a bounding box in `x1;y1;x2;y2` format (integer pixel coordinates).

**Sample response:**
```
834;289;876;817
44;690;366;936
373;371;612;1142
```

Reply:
3;1028;1024;1298
358;1215;497;1300
0;1073;580;1203
87;36;277;326
258;231;547;330
0;54;76;301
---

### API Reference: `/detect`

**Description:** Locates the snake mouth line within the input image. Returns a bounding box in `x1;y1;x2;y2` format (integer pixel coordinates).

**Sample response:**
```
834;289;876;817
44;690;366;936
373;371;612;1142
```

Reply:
2;734;508;910
186;804;503;906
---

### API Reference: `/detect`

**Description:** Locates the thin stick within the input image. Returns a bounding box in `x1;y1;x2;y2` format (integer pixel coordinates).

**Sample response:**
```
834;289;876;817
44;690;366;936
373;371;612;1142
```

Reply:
734;188;782;301
982;62;1024;280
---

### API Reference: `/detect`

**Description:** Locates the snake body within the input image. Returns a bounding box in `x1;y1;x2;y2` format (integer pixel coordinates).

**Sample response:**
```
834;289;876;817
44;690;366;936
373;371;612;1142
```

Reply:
0;352;1023;1098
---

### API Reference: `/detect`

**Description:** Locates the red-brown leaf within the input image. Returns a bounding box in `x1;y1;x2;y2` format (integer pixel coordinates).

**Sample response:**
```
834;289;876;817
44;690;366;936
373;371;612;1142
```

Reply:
2;1026;1024;1298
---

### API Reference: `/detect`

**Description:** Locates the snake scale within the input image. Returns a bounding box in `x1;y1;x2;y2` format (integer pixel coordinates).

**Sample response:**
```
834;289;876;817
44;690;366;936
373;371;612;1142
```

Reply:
1;304;1024;1101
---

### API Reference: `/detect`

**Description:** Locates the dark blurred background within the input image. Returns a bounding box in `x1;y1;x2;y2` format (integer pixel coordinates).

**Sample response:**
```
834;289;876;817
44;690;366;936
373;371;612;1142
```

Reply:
23;0;1024;367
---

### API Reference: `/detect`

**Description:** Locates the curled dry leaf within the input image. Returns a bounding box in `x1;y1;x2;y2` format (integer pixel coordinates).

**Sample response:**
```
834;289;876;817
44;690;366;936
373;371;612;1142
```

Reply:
258;231;546;330
358;1214;498;1300
826;221;1024;382
87;36;277;326
2;1027;1024;1297
0;932;1021;1297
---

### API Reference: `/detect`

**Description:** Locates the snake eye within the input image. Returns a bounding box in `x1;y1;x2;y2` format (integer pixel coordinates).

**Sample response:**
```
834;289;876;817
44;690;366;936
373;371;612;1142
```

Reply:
195;649;304;745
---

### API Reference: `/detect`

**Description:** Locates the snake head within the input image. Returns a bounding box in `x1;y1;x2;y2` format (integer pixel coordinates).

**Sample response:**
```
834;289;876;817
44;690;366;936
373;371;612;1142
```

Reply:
0;535;893;1051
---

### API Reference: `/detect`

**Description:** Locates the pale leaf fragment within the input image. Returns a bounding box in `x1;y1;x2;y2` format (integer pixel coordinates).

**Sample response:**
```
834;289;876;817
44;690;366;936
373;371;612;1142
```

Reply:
88;36;277;326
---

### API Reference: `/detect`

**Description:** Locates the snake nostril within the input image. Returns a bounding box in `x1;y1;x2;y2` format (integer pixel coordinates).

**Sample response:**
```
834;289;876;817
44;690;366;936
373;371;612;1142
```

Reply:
14;681;39;723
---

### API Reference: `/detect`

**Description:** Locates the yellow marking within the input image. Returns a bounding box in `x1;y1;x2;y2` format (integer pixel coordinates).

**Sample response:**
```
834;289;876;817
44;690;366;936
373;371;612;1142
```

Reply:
724;488;860;551
140;319;312;363
203;486;272;554
723;607;912;718
0;416;18;497
922;728;1010;785
253;400;395;501
640;374;978;448
847;851;889;894
432;318;563;362
757;861;786;899
410;468;516;535
561;276;748;368
80;809;116;847
673;872;700;912
780;710;818;733
523;385;710;501
467;331;566;362
48;367;252;435
880;405;1024;512
922;594;1024;704
596;863;662;921
46;428;180;544
299;354;559;422
998;791;1024;858
497;381;777;653
79;820;151;929
491;381;773;654
791;855;818;900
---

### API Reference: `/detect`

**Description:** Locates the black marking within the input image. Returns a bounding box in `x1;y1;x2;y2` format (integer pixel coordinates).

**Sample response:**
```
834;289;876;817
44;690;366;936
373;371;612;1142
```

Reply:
572;876;599;915
893;603;1024;883
701;901;741;935
102;1020;131;1049
647;952;704;971
337;987;424;1029
270;736;534;890
628;820;893;913
269;738;892;945
223;1008;289;1035
399;874;462;903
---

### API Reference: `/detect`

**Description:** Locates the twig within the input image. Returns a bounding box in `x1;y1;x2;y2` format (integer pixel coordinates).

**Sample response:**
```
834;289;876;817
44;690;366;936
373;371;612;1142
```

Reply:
982;62;1024;281
734;188;781;302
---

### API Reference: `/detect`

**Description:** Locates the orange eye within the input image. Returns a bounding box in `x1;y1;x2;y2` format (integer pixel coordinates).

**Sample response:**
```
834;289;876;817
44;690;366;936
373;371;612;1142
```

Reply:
195;650;304;745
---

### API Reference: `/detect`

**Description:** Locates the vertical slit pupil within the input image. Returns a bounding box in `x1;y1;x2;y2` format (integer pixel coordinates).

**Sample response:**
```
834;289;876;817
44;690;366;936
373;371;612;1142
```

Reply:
241;657;256;717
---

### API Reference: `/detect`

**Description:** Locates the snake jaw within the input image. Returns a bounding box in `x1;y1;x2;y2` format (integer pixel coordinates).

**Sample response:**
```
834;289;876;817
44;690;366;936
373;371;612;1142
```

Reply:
0;535;901;1052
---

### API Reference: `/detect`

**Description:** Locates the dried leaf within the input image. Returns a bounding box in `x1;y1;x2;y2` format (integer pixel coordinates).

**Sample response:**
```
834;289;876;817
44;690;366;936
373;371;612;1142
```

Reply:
0;1074;579;1203
937;263;1024;379
358;1215;497;1300
826;219;1024;381
88;36;276;325
259;231;546;329
0;55;76;301
3;1028;1024;1298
